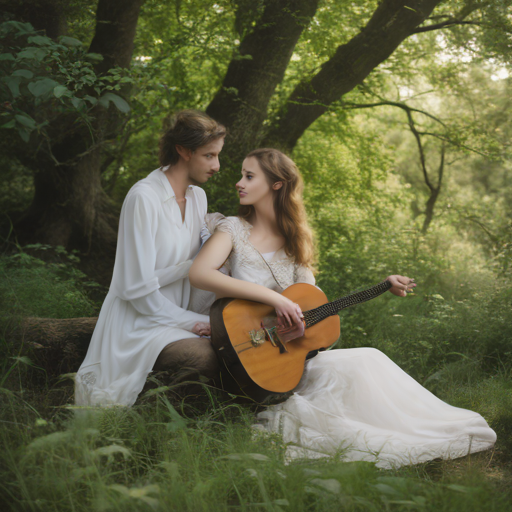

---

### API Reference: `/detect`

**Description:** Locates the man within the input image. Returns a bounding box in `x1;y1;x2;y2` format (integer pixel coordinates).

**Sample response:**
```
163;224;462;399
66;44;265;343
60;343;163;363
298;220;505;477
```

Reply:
75;110;225;406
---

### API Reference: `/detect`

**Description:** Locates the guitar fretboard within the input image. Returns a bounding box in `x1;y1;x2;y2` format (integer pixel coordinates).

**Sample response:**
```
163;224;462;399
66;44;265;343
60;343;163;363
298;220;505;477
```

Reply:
303;280;392;328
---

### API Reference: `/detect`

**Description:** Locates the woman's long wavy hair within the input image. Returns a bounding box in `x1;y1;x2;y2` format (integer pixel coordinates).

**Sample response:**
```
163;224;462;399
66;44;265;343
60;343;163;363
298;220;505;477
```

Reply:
239;148;316;268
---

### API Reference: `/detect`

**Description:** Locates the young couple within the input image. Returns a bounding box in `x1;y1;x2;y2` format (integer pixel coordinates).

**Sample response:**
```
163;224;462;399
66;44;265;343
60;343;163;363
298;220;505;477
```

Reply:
75;110;496;468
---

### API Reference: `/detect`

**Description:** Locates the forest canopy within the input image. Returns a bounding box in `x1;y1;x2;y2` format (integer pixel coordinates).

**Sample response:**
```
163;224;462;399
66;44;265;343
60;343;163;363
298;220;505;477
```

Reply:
0;0;511;287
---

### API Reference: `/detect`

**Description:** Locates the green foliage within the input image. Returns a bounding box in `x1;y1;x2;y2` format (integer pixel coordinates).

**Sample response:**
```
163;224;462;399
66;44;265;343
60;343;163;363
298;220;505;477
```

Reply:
103;0;238;200
0;245;99;319
0;21;132;144
337;280;512;383
0;390;510;512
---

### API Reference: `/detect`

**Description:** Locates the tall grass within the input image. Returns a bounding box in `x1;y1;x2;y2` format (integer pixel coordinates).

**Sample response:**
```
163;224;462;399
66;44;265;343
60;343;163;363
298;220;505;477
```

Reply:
1;390;511;512
1;245;512;511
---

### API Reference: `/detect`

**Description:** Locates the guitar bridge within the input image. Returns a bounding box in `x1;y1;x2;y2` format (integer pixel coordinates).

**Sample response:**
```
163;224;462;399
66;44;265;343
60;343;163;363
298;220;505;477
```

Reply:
249;328;266;347
248;324;288;353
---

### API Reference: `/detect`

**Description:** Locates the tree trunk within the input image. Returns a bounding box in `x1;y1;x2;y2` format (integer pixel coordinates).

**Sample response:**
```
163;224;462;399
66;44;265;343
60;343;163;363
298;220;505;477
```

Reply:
205;0;319;213
15;139;119;282
11;0;144;284
422;145;445;234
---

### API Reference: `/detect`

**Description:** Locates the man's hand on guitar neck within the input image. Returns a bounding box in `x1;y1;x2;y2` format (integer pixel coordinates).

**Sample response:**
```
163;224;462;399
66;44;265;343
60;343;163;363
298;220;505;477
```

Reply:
387;275;417;297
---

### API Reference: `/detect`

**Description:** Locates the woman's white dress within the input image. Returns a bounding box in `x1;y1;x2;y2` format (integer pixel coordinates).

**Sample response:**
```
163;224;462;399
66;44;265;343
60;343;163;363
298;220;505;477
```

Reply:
198;215;496;469
75;169;210;407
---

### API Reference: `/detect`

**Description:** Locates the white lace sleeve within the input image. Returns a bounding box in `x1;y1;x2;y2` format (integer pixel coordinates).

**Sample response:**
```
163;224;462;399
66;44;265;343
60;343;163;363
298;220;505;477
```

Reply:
294;264;316;285
203;212;226;237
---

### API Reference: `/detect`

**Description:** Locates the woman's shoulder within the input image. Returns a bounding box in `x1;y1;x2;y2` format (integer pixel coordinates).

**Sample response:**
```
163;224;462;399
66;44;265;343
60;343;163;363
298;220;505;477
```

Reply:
293;263;316;285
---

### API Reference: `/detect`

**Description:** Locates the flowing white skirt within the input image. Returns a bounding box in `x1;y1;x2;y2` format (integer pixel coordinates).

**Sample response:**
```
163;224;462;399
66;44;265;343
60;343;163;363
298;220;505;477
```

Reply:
255;348;496;469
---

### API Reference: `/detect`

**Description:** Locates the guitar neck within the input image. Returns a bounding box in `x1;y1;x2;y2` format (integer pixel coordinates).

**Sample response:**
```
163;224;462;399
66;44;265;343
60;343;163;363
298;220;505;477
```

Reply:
303;280;392;328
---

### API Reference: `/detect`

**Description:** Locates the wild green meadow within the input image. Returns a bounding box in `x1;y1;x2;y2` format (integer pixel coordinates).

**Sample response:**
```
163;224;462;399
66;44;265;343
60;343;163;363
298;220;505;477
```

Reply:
1;233;511;511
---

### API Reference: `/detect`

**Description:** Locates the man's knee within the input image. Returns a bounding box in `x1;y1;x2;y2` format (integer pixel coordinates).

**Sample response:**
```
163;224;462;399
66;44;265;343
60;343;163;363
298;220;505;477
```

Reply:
154;338;220;380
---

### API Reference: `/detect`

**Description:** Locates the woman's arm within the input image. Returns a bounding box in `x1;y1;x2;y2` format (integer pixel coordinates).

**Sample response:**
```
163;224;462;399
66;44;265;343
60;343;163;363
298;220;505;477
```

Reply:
189;231;303;327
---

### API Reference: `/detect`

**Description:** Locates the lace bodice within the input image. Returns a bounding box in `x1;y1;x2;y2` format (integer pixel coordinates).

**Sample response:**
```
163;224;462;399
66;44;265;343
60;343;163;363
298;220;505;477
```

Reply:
204;213;315;291
188;214;315;315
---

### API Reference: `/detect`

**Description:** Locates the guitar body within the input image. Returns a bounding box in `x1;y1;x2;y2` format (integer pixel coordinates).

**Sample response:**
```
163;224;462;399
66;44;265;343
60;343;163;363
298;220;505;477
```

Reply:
210;283;340;402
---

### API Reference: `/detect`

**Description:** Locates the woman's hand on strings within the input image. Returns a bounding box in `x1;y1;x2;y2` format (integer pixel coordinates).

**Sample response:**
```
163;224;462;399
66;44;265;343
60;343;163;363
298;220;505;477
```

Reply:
387;275;417;297
272;294;304;329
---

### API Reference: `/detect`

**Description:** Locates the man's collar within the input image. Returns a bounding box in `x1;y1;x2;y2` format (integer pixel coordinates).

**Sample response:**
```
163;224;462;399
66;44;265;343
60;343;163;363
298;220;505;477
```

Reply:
158;167;193;201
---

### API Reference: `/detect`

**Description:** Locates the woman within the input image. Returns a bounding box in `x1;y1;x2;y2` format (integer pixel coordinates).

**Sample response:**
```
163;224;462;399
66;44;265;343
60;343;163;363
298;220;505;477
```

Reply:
189;148;496;469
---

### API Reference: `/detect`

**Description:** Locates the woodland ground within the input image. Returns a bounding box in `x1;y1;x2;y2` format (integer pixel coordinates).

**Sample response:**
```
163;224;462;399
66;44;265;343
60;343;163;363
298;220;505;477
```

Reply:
1;252;511;512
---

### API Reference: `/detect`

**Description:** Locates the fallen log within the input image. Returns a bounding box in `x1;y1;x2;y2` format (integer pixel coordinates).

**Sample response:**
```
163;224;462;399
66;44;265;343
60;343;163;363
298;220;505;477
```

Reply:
14;317;97;378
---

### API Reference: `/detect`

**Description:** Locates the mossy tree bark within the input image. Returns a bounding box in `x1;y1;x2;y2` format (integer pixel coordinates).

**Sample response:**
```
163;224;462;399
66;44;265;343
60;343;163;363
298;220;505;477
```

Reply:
205;0;320;212
8;0;144;283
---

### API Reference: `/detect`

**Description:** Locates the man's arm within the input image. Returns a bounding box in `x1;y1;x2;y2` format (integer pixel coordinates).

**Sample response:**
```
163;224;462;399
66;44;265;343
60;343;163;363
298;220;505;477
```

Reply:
112;186;209;331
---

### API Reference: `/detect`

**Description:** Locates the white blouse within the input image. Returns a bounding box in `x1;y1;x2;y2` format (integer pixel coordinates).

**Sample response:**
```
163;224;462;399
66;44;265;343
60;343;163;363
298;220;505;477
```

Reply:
75;168;209;406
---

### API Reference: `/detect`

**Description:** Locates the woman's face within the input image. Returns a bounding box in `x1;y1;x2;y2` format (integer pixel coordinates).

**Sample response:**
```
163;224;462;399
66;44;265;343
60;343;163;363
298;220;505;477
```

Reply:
236;157;272;206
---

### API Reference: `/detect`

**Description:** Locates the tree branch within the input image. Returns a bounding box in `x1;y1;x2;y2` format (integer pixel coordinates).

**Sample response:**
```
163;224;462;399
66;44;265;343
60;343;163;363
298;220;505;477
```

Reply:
417;132;492;159
262;0;444;151
422;143;444;233
340;100;448;129
406;110;434;192
412;19;482;34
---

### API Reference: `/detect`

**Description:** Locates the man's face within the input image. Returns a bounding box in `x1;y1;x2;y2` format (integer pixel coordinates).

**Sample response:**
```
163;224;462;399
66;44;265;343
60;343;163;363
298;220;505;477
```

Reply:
186;137;225;185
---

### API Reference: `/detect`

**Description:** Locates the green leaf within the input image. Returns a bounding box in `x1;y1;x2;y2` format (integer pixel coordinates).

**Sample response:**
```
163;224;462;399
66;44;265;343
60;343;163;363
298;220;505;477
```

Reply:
446;484;473;493
28;35;52;46
28;78;60;97
10;355;33;366
84;95;98;106
71;97;85;110
27;431;73;450
3;76;22;97
98;92;130;114
4;21;35;35
17;47;48;61
222;453;270;461
53;85;69;98
93;444;132;460
1;119;16;129
12;69;33;79
310;479;342;494
15;114;36;130
59;36;83;47
85;53;103;63
0;53;15;61
98;92;130;113
19;128;30;142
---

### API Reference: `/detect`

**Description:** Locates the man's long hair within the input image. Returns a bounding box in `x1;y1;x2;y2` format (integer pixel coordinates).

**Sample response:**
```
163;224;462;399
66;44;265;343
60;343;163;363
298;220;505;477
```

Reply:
159;110;226;167
239;148;316;268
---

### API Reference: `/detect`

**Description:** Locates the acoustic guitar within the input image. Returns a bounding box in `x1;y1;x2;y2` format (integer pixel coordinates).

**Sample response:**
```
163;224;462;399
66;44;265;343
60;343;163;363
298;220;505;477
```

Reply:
210;280;392;402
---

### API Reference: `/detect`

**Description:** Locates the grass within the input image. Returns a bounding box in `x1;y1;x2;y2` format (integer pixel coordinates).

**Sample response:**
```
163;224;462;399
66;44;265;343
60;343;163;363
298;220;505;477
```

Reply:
1;250;511;511
1;382;511;512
